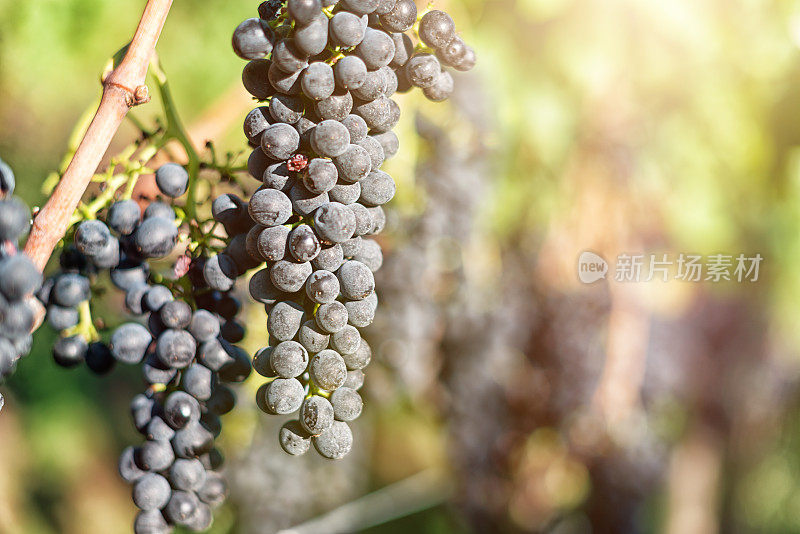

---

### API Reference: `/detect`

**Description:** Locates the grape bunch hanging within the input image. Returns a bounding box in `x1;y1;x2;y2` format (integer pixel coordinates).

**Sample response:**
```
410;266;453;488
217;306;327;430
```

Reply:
0;0;475;531
230;0;475;459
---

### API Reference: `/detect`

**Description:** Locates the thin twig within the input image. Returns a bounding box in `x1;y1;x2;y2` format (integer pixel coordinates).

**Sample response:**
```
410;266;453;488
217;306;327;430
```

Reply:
23;0;173;271
277;469;451;534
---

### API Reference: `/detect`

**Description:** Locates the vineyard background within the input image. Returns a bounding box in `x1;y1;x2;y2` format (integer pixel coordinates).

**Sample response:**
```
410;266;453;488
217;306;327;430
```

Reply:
3;0;800;532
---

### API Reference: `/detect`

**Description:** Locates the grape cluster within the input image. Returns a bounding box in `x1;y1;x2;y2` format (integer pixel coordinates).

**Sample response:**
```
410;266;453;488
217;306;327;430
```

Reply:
112;250;251;533
119;389;229;533
118;291;249;533
39;165;184;371
0;158;43;390
231;0;473;458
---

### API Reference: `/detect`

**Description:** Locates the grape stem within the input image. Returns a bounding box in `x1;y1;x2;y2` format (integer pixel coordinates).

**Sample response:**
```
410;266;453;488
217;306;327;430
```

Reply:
23;0;174;272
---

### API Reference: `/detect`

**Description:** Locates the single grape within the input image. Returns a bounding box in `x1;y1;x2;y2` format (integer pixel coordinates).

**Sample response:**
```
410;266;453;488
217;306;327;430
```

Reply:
331;324;362;355
301;158;338;195
418;10;456;49
295;12;329;56
330;11;366;47
288;224;322;262
164;391;201;430
279;420;312;455
171;421;214;458
372;130;399;159
268;99;303;131
0;254;42;300
330;387;363;421
334;55;368;90
273;38;310;74
309;349;347;390
453;45;476;71
334;144;372;183
264;377;305;414
289;0;322;25
137;439;175;471
75;219;110;256
142;286;173;314
312;243;344;271
196;339;232;373
313;90;354;122
267;300;305;341
119;446;146;483
261;123;300;160
313;420;354;459
107;199;141;235
253;347;277;378
53;335;88;367
232;18;275;60
164;490;201;526
169;458;207;492
356;136;385;170
340;115;369;143
155;163;189;198
110;323;152;364
243;59;275;100
316;300;349;333
390;32;414;67
268;61;303;95
298;320;331;353
289;181;330;217
156;329;197;369
348;203;372;237
344;291;378;327
329;180;361;205
132;473;172;511
248;188;293;226
340;0;379;16
145;417;175;442
257;225;290;262
270;259;313;293
248;268;287;308
133;216;178;258
405;53;441;89
314;202;357;243
366;205;386;234
197;472;228;508
436;36;468;67
343;337;371;369
337;260;375;300
47;305;79;331
359;169;396;206
423;70;454;101
182;363;214;401
206;384;237;415
352;68;388;101
189;309;220;343
343;368;365;390
160;300;192;329
379;0;416;32
305;269;340;304
203;253;239;292
86;341;115;375
299;395;335;435
352;237;383;271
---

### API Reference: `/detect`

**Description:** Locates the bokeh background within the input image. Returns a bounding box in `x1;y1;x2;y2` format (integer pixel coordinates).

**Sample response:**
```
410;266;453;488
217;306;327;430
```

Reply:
3;0;800;532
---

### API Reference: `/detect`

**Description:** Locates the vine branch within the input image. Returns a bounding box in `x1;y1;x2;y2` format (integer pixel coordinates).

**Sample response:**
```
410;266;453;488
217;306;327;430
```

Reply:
24;0;174;271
